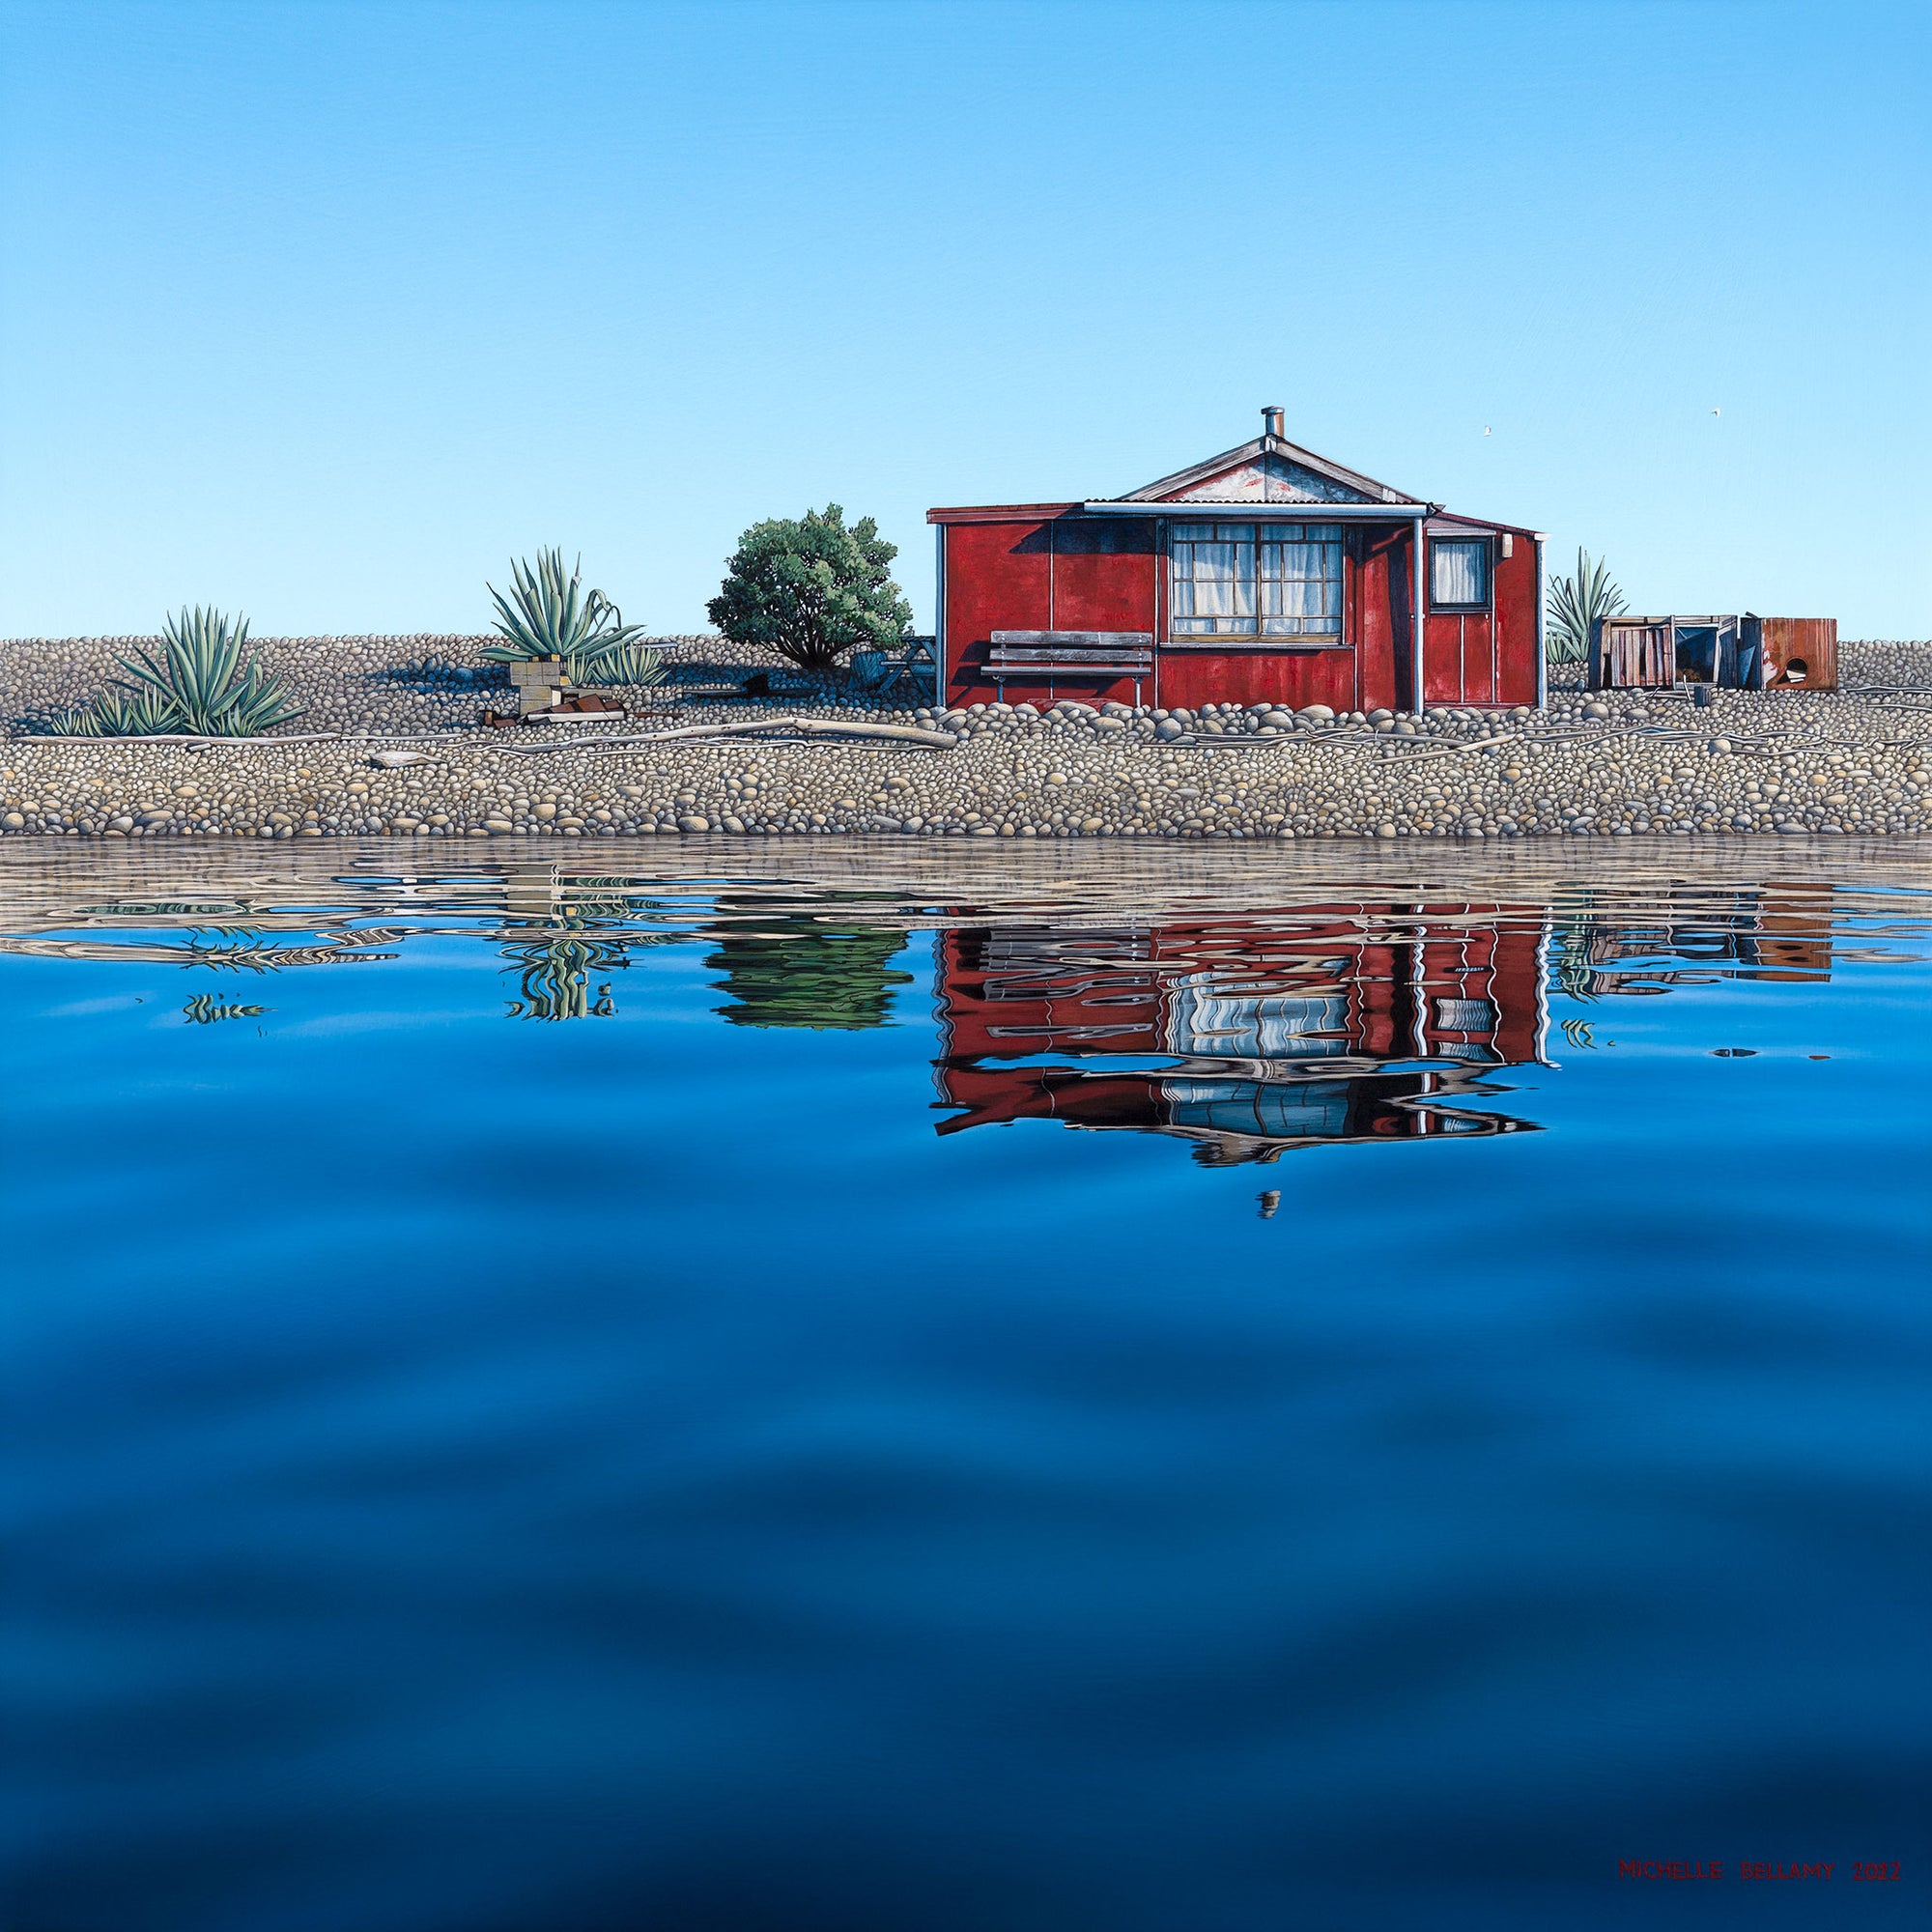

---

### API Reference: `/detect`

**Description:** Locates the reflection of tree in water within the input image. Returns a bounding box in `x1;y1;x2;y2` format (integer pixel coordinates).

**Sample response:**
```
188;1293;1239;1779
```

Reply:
706;917;912;1030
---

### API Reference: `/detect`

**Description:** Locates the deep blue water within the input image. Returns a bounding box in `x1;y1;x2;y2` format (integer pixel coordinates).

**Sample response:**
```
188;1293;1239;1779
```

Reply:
2;842;1927;1931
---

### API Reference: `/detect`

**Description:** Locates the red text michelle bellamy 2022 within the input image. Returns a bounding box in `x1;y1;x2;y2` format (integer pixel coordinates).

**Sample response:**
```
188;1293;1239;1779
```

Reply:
1617;1860;1904;1883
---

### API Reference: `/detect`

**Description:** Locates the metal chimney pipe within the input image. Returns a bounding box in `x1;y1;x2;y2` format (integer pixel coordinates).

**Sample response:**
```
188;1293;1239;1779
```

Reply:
1262;405;1285;439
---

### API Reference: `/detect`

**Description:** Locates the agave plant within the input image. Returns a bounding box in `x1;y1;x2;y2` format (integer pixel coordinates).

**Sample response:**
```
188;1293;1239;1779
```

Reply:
1547;549;1626;666
96;686;185;734
89;608;303;736
581;639;666;688
40;685;179;736
482;549;653;687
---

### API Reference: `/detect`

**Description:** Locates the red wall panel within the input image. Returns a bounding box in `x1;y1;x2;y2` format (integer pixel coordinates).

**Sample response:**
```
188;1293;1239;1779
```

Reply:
1424;538;1540;707
1424;612;1492;704
1156;651;1358;712
942;520;1051;707
942;517;1158;708
1494;543;1540;705
940;514;1539;713
1050;518;1160;635
1355;529;1402;714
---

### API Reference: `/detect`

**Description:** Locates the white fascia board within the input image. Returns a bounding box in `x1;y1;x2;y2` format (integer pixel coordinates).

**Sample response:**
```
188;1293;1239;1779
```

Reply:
1082;500;1435;519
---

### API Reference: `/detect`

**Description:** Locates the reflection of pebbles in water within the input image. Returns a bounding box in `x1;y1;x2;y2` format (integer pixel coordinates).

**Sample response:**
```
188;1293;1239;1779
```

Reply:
1;841;1927;1160
0;836;1929;933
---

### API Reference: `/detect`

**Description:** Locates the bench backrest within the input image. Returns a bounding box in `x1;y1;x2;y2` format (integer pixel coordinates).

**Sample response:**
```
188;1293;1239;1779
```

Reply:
987;630;1153;672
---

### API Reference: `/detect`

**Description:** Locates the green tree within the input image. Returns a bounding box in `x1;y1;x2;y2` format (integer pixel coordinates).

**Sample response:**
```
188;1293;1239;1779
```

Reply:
707;504;913;674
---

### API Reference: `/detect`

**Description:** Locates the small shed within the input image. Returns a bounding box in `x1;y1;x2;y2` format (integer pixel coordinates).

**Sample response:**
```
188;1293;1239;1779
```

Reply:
1590;615;1836;693
928;410;1545;716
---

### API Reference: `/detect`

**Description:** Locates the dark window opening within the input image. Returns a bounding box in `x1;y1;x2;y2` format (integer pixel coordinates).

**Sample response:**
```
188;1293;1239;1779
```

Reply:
1674;626;1719;682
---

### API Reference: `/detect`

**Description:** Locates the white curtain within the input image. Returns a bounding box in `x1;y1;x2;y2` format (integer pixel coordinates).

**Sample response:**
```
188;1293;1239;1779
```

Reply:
1171;527;1255;625
1432;539;1489;606
1260;532;1341;632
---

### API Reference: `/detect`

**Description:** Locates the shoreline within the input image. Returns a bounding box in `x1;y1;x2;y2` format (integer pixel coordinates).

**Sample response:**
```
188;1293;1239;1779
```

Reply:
5;637;1930;846
3;830;1928;927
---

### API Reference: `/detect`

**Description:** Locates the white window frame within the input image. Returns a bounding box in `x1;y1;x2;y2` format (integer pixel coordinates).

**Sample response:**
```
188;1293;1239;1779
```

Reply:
1168;521;1344;639
1429;536;1492;612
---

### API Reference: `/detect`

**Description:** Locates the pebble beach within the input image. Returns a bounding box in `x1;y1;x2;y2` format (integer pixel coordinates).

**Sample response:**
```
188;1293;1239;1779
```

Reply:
4;635;1931;844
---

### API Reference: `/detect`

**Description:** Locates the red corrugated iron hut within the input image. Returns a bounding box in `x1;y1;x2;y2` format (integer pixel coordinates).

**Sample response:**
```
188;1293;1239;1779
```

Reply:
929;408;1544;717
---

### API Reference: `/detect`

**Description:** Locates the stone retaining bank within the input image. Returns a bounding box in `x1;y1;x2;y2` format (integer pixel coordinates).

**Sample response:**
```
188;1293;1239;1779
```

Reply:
0;633;793;738
3;640;1930;844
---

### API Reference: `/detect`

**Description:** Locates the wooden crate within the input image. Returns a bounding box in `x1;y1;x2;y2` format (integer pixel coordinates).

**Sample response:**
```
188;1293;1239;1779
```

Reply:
1747;617;1837;693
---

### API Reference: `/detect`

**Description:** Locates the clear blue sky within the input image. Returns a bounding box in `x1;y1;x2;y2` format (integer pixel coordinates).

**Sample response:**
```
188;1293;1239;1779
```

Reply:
2;0;1926;639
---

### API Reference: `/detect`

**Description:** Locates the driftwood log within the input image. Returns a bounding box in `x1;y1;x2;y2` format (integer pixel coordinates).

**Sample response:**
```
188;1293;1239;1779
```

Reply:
507;715;958;755
36;730;345;747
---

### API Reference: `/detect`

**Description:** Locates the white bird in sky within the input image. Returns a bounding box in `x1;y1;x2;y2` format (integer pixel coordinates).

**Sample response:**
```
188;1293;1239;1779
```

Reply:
1712;408;1721;418
1483;425;1492;436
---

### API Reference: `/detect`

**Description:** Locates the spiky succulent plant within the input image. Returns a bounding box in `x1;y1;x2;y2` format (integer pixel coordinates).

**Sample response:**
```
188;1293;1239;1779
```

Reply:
1547;550;1626;666
482;549;654;685
40;611;299;736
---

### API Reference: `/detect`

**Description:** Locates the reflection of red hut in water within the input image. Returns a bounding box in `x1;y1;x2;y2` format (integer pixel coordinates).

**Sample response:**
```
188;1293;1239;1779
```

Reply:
932;908;1548;1162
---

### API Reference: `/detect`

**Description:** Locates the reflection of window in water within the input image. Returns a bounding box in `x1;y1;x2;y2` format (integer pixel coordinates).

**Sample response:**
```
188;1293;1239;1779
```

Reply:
1433;996;1495;1036
1164;1078;1354;1141
1165;975;1350;1057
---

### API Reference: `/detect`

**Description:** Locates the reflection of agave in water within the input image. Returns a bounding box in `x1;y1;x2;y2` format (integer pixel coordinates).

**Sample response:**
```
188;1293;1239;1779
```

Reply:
1548;905;1604;1005
183;994;269;1024
76;900;251;921
183;927;286;972
554;884;686;928
502;926;631;1021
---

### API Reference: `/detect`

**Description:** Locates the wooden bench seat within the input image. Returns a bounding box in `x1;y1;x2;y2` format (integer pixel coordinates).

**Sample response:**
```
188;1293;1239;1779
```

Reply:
986;632;1154;699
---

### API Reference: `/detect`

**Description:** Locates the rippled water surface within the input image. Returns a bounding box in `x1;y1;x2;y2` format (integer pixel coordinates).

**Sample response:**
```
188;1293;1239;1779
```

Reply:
3;839;1928;1931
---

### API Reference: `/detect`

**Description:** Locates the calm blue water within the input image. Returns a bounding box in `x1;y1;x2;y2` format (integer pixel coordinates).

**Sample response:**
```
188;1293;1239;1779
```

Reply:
2;842;1927;1931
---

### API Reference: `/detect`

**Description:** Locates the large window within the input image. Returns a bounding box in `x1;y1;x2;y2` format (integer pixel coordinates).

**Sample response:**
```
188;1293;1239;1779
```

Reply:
1169;522;1343;638
1430;537;1492;611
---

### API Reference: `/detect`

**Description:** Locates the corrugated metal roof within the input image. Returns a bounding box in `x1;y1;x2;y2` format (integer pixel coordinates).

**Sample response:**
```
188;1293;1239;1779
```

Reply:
1122;432;1420;506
